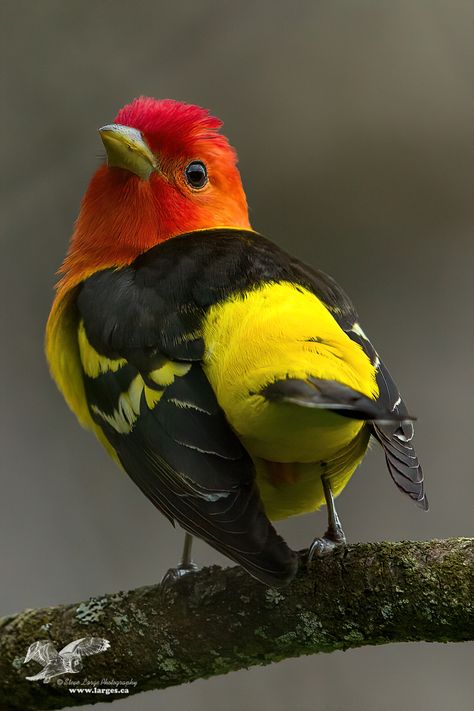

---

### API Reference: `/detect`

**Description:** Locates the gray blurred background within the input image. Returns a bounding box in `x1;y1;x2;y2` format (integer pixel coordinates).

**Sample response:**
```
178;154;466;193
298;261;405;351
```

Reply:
1;1;473;709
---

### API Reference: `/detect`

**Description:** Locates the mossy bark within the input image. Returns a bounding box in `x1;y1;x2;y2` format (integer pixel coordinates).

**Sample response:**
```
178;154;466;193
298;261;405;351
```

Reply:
0;538;472;711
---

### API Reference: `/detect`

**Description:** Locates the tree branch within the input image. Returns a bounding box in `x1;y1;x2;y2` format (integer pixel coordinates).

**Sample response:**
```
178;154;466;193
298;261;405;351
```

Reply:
1;538;472;711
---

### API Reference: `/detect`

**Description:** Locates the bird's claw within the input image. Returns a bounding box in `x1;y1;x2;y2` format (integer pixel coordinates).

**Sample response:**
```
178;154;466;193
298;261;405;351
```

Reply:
308;530;346;562
161;562;199;586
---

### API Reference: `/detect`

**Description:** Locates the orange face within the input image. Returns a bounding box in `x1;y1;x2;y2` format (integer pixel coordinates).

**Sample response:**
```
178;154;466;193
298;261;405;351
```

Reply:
60;97;251;282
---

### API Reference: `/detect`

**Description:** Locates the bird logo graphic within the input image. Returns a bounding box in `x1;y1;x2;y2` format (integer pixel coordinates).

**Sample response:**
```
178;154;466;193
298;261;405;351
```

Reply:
23;637;110;683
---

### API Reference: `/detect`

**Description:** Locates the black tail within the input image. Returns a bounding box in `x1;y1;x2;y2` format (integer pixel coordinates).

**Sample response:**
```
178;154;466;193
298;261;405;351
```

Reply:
263;376;415;424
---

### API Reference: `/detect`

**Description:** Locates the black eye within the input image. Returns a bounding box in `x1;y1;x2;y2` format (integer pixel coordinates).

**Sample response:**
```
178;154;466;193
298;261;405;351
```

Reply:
185;161;208;189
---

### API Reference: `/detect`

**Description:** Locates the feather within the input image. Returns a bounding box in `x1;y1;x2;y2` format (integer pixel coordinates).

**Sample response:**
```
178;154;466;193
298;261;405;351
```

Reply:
73;227;425;587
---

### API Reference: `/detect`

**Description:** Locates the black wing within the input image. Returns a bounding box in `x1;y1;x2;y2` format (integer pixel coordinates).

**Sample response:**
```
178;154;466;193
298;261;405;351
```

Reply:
77;239;298;587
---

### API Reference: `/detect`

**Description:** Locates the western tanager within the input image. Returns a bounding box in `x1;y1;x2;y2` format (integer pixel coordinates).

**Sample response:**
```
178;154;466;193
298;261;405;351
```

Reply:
46;98;426;587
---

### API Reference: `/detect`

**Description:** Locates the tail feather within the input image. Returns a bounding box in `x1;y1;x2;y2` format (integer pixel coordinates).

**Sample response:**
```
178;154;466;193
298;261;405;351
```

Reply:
262;377;415;424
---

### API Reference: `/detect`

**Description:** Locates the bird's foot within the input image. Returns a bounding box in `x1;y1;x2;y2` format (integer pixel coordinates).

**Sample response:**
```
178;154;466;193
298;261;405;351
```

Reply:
161;562;199;586
308;528;346;562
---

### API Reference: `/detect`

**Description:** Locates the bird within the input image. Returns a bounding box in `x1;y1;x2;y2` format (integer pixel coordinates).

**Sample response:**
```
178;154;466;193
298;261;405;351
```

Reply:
45;97;427;588
23;637;110;683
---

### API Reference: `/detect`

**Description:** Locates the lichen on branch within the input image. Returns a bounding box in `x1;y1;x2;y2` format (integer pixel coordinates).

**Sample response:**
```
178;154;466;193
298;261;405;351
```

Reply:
0;538;473;711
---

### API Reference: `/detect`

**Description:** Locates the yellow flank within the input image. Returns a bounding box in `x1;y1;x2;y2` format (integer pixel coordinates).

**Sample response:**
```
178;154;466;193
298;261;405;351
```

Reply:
46;290;96;430
77;320;126;377
202;281;378;520
45;292;120;462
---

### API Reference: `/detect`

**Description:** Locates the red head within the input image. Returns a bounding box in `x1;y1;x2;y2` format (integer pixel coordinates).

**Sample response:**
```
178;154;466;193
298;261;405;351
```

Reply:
60;97;251;285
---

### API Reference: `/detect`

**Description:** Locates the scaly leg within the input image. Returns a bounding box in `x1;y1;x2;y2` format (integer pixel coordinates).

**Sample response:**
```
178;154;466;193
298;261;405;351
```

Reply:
308;475;346;561
161;532;199;584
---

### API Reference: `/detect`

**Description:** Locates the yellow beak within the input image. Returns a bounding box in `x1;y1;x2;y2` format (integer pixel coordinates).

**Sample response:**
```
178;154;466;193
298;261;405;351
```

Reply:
99;124;158;180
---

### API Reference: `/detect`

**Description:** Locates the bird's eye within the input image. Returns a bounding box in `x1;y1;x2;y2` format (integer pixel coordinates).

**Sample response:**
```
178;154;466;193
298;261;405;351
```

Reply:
185;161;208;189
